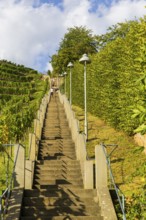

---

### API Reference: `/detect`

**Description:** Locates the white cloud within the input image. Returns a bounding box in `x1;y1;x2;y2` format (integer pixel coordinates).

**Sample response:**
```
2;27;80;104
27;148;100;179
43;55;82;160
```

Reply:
0;0;145;72
0;1;65;72
84;0;146;35
63;0;91;27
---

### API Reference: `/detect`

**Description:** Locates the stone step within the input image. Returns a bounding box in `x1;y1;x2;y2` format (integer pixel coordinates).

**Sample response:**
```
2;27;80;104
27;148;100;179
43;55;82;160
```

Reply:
34;173;83;180
43;123;68;127
46;108;64;111
45;116;67;119
42;135;72;139
21;205;100;216
42;130;71;134
39;145;75;149
44;118;67;121
45;109;66;113
33;184;84;190
20;215;103;220
34;169;81;175
39;141;74;146
39;146;75;150
43;124;68;128
42;128;70;132
37;155;76;160
42;131;71;135
39;148;76;156
38;151;76;156
42;124;68;128
38;156;76;161
39;141;75;145
24;188;97;198
35;163;80;168
35;164;79;171
38;152;76;156
43;121;68;124
38;156;76;160
35;163;80;171
35;167;81;173
41;136;71;140
44;119;68;123
45;112;66;115
39;147;75;152
40;139;74;142
23;196;99;207
33;178;83;186
36;159;80;164
42;133;71;138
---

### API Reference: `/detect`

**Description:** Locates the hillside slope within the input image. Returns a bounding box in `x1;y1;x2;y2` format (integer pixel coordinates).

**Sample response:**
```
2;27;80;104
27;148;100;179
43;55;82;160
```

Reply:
72;105;146;219
0;60;49;143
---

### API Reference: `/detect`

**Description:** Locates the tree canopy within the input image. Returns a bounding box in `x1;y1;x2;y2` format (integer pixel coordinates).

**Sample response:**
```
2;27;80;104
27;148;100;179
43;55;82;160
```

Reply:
51;26;97;74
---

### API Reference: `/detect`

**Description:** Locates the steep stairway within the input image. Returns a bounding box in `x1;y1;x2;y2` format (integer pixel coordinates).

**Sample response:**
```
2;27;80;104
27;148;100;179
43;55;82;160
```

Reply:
20;92;103;220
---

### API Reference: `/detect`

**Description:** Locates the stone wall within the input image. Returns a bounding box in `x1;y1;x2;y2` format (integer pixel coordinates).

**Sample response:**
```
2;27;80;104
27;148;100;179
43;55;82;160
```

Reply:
134;133;146;154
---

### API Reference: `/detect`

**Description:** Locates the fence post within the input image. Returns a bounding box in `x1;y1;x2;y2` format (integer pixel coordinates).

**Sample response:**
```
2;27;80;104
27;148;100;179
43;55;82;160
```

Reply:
29;133;36;161
84;160;94;189
95;144;107;188
14;145;25;188
25;160;35;189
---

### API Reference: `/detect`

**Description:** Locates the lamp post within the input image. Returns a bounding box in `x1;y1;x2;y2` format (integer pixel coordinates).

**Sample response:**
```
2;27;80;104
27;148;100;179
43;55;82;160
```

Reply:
67;62;74;106
63;72;67;94
79;54;91;140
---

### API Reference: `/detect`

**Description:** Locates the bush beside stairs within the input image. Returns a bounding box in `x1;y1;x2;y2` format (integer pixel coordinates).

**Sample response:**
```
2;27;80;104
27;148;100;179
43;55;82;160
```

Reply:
20;92;104;220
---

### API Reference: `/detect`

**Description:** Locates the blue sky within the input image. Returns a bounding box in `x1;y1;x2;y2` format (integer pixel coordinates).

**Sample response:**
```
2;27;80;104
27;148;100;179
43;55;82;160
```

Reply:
0;0;145;73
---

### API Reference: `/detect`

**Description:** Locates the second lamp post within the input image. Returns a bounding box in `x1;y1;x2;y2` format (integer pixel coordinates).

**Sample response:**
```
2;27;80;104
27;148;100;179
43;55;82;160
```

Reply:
67;62;74;106
79;54;91;140
63;72;67;94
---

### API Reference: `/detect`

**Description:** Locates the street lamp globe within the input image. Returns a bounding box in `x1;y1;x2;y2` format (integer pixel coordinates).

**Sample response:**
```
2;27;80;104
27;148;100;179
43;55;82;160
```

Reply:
79;54;90;64
67;62;74;68
63;72;67;76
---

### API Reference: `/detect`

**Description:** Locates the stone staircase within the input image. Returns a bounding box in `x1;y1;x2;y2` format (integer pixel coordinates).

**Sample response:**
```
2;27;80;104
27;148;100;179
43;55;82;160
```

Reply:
20;93;103;220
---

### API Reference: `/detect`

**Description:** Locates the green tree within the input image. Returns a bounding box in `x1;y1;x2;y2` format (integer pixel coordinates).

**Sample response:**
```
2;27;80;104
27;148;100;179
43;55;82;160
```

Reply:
94;20;139;51
51;26;97;74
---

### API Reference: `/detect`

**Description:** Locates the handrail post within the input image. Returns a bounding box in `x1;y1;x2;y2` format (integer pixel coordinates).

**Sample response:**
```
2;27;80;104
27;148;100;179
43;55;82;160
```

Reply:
84;160;94;189
95;144;118;220
29;133;36;161
14;144;25;188
95;145;107;188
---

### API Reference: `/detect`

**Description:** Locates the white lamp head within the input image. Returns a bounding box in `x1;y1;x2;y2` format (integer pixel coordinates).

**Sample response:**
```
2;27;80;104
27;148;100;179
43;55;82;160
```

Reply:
79;54;91;64
67;62;74;68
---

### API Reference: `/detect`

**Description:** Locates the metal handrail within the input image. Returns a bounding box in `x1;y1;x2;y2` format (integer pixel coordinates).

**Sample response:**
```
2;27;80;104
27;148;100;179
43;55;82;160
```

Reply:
101;143;126;220
0;188;9;216
0;144;24;219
